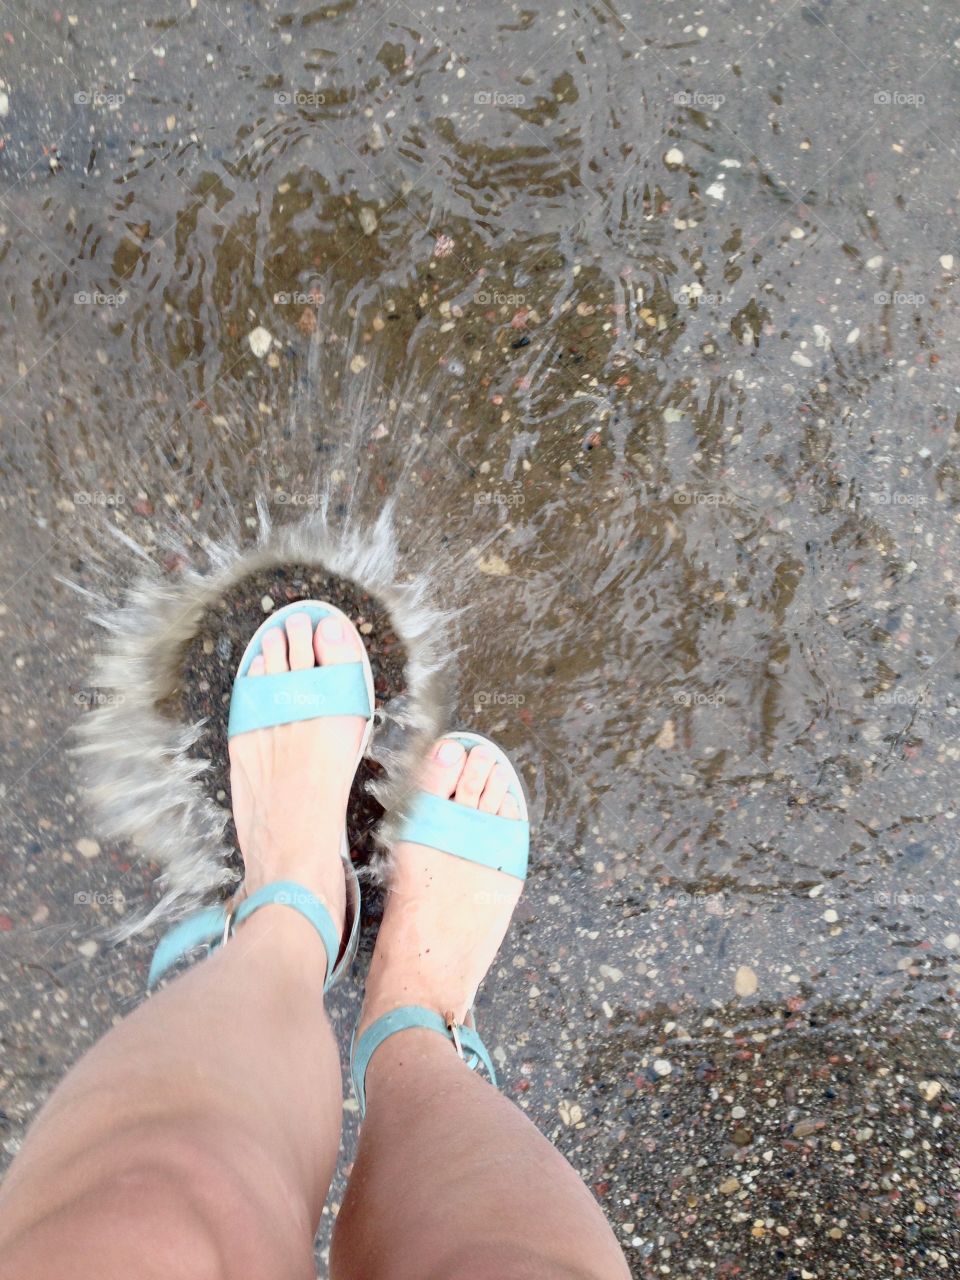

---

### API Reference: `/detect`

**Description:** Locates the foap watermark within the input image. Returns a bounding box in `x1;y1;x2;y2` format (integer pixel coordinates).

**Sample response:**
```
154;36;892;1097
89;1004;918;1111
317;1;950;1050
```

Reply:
874;689;931;707
474;90;526;107
274;290;325;306
474;690;526;707
873;889;925;908
474;484;524;509
74;690;125;709
648;888;727;914
867;489;928;507
74;90;125;108
276;491;321;506
74;290;126;307
673;690;725;707
75;491;125;507
74;890;123;907
274;690;322;708
275;90;326;107
472;887;523;906
673;285;724;305
674;90;725;109
874;290;925;306
671;490;734;507
272;887;326;909
476;289;526;306
874;90;925;107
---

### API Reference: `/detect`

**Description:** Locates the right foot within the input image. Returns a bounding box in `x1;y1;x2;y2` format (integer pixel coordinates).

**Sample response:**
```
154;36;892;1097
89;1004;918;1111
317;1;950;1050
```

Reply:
358;737;525;1039
227;609;369;941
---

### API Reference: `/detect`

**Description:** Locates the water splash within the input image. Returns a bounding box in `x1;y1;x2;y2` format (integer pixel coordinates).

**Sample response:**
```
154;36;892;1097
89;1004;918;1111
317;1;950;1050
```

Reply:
67;495;456;936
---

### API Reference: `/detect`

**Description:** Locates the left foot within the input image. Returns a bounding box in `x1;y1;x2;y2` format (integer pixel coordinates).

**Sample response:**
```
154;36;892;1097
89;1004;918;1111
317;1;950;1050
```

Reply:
357;737;524;1042
227;609;368;934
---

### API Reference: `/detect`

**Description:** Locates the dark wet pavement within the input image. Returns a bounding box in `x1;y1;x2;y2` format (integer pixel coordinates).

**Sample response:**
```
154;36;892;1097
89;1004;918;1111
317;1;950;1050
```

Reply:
1;2;959;1274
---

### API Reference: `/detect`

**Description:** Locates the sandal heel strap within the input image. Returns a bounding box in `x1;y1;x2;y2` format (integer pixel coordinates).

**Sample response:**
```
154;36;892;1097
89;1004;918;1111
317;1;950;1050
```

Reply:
147;906;227;990
148;878;350;993
350;1005;498;1116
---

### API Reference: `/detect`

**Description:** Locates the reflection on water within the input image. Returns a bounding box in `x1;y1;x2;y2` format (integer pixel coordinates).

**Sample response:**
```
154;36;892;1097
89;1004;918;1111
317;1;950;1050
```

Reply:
0;1;958;1272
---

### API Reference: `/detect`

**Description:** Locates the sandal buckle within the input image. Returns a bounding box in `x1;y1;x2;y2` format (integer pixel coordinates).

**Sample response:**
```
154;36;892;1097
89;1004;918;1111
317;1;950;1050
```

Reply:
219;900;237;949
444;1011;465;1061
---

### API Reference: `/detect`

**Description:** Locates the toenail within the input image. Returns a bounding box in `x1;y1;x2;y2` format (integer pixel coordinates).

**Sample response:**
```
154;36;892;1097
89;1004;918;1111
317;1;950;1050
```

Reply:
436;740;463;764
320;614;345;643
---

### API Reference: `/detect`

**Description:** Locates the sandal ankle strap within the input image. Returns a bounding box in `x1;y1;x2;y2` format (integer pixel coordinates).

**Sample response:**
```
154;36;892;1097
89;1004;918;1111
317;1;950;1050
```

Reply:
148;875;358;993
350;1004;498;1116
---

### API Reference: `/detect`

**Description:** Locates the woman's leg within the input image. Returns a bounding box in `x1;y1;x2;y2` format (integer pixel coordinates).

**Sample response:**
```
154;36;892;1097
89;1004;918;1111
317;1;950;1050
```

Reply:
0;611;367;1280
332;740;630;1280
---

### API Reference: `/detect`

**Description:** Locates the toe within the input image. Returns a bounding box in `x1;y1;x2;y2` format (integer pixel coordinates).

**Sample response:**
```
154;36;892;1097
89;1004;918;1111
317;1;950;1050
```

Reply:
499;792;521;820
285;612;316;670
261;625;289;674
454;745;497;809
419;737;467;798
478;762;511;815
313;610;363;667
248;654;266;677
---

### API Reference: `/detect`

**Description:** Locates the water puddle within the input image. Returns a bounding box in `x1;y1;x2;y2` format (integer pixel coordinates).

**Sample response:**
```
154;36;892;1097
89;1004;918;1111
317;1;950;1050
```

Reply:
1;3;958;1273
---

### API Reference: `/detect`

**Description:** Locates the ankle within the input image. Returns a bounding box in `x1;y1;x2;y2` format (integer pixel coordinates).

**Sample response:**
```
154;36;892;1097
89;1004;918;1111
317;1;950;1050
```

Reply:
241;837;346;907
230;901;340;987
362;1024;470;1101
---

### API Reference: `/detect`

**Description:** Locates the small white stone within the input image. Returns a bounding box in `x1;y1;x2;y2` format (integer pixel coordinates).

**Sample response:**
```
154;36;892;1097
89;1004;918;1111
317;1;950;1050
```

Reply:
866;254;883;270
476;552;511;577
823;908;839;924
247;326;273;358
558;1099;584;1125
790;226;805;239
664;147;684;166
808;884;825;898
359;206;378;235
940;254;953;270
0;92;9;117
918;1080;942;1102
791;351;813;367
846;327;860;344
734;965;758;997
349;353;368;373
260;595;275;613
77;939;98;958
653;1058;673;1076
705;180;725;200
75;838;100;859
944;932;960;951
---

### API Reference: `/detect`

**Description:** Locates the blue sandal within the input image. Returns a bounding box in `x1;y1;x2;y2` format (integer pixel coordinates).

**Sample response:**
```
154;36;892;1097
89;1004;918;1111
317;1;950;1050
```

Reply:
350;731;530;1115
148;600;374;992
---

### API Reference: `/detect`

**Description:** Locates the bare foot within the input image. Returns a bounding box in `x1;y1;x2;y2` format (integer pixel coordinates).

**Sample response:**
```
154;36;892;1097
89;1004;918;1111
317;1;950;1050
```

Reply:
228;609;368;938
358;737;524;1038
